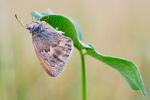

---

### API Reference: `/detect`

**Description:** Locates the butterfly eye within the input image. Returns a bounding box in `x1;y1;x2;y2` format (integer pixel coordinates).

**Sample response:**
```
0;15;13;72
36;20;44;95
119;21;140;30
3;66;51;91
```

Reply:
26;24;33;30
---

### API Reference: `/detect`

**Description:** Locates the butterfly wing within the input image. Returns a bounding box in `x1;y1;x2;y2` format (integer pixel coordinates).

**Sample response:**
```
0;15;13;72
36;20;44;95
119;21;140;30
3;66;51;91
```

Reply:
32;27;73;77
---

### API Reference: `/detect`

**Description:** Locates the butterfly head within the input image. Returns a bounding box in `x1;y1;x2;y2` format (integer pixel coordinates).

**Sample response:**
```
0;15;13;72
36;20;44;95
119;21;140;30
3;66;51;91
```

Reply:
26;22;43;33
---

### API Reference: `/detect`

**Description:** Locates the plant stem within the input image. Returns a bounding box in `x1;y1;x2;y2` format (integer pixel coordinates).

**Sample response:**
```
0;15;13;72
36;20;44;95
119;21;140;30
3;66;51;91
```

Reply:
80;50;86;100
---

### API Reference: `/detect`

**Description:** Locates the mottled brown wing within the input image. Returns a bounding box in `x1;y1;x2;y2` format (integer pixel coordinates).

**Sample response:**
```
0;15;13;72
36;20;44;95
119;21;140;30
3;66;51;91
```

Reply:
33;34;73;77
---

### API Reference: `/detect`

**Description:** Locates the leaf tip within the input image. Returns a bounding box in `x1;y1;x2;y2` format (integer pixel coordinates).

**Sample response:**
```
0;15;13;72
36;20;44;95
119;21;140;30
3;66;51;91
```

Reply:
31;10;36;15
143;91;147;96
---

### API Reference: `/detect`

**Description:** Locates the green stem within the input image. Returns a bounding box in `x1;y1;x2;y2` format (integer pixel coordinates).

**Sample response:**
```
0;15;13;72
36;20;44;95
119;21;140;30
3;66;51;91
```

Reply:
80;50;86;100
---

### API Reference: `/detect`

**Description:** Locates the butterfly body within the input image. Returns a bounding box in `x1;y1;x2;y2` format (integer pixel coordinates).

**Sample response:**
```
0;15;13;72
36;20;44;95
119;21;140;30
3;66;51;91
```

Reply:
26;22;73;77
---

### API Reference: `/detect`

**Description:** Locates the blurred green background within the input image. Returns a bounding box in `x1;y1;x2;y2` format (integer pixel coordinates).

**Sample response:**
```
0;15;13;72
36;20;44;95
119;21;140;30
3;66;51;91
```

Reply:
0;0;150;100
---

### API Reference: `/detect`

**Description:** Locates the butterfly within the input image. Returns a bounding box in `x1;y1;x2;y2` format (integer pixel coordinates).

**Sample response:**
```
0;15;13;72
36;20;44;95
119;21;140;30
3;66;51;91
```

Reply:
15;14;73;77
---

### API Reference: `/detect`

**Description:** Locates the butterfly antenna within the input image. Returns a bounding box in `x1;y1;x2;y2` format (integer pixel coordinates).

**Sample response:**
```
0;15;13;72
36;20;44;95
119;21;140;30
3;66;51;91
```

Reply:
30;12;34;21
15;14;26;29
43;16;50;28
43;21;48;28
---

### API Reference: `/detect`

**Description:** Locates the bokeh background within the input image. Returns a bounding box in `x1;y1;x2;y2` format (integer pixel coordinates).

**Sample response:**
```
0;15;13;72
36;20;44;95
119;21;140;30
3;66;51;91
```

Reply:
0;0;150;100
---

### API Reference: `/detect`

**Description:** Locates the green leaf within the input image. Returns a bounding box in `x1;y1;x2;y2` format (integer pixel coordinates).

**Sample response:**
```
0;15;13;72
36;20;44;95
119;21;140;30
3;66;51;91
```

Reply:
86;44;146;96
31;10;146;96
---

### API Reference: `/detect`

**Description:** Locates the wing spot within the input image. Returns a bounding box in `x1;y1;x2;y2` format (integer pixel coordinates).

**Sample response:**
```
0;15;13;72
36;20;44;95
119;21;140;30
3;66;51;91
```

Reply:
52;54;64;63
63;54;69;58
45;48;50;52
67;39;71;42
56;50;61;55
52;44;57;47
65;44;71;47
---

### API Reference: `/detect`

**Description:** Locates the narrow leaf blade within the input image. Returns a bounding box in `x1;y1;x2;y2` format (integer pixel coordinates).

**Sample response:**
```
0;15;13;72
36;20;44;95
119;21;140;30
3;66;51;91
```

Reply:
86;44;146;96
